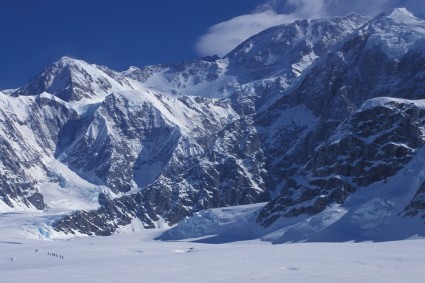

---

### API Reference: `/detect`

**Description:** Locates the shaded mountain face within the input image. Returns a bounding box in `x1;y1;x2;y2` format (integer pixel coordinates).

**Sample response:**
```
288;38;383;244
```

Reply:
1;9;425;239
255;8;425;230
226;13;367;81
258;98;425;226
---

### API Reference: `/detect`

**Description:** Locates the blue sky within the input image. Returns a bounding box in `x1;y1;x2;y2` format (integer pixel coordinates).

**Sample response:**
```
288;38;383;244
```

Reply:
0;0;423;89
0;0;264;89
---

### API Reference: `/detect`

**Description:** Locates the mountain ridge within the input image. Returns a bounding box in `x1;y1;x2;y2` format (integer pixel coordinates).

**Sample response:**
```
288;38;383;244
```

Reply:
1;8;425;241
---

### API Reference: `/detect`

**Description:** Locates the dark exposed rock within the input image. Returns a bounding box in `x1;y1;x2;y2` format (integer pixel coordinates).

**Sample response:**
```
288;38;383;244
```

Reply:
54;193;157;236
258;100;425;226
404;181;425;219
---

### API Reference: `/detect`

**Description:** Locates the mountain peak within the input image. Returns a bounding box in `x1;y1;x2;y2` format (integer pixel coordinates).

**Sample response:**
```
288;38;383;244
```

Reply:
58;55;78;63
225;13;368;81
360;7;425;59
13;56;134;102
53;56;95;72
54;56;86;67
373;7;422;25
380;7;414;19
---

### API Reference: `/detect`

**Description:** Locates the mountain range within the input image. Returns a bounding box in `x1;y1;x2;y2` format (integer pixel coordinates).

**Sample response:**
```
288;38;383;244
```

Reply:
1;8;425;241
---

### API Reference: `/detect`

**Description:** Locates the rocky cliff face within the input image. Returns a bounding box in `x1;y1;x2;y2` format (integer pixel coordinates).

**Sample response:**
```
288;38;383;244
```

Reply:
0;93;79;211
1;9;425;239
256;8;425;228
258;98;425;226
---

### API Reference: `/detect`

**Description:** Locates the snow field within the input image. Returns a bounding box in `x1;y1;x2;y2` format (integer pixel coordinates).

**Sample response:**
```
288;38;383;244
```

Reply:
1;230;425;283
1;203;425;283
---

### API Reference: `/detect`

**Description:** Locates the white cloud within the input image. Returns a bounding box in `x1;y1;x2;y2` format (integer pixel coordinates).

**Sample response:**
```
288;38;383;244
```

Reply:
195;0;425;57
195;0;329;57
195;10;298;57
285;0;328;18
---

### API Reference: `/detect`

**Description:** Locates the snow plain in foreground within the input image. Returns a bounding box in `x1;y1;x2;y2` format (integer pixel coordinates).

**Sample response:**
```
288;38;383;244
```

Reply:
1;212;425;283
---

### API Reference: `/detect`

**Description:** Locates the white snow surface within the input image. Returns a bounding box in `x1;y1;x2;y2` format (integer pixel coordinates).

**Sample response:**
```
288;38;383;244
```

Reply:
1;217;425;283
126;59;240;98
365;8;425;58
359;97;425;111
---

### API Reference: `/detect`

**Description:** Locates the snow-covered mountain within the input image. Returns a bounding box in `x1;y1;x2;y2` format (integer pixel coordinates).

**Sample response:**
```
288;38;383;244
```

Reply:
12;56;136;102
255;8;425;239
1;8;425;241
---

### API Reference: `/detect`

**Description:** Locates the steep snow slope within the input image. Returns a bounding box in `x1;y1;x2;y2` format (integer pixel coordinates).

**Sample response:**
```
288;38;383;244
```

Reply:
56;89;238;193
365;8;425;59
227;13;367;81
12;57;135;102
0;91;111;213
123;59;238;98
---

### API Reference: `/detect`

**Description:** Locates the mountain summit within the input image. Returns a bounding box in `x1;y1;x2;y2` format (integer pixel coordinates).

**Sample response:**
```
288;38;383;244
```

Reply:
13;56;134;101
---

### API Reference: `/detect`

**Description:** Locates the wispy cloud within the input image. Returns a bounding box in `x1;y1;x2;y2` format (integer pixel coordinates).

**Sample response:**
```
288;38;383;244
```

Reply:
195;10;298;57
195;0;424;57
